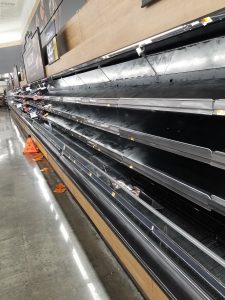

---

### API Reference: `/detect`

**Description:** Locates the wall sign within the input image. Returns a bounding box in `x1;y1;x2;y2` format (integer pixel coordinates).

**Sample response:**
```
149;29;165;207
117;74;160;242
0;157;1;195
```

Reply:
47;36;59;64
23;29;46;83
42;19;56;46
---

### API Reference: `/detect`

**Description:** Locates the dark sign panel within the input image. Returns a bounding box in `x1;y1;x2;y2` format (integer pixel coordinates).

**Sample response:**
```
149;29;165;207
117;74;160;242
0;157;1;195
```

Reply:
42;19;56;46
47;36;59;64
13;65;20;88
23;29;46;83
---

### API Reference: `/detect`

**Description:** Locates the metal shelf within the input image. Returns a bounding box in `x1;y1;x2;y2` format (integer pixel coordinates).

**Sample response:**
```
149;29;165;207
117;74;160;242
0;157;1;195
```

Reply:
43;113;225;216
10;103;225;299
18;93;225;116
15;93;225;115
48;96;217;114
118;98;214;115
19;97;225;171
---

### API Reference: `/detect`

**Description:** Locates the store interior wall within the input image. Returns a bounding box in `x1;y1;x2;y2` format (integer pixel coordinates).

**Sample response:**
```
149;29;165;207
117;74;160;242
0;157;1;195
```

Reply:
0;81;7;93
59;0;86;31
46;0;225;76
3;0;225;79
0;45;22;74
0;0;86;75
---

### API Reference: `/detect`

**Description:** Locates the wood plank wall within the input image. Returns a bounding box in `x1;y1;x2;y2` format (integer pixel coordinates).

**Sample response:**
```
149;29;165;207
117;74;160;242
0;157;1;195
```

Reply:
46;0;225;77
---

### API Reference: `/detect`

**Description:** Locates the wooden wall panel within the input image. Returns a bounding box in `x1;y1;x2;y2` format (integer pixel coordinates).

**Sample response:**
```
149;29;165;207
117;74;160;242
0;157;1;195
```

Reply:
46;0;225;76
62;15;82;51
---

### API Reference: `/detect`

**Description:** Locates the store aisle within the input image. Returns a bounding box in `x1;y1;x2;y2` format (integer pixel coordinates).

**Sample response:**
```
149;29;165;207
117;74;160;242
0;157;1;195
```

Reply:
0;109;142;300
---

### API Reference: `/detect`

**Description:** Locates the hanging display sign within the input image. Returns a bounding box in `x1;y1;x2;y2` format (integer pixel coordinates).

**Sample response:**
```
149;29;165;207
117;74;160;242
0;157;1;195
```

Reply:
23;29;46;83
47;36;59;64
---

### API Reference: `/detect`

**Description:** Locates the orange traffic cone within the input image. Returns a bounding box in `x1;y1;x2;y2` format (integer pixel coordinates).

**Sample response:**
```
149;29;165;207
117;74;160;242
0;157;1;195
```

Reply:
53;183;66;193
23;136;39;154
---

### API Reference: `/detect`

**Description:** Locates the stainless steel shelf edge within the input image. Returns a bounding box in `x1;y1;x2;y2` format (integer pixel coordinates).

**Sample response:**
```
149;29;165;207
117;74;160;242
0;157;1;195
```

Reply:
210;195;225;216
44;108;120;136
96;143;123;162
41;105;217;167
62;97;119;107
213;99;225;115
48;108;225;171
119;128;212;165
211;151;225;170
118;98;213;115
40;95;217;115
21;95;225;116
47;116;123;162
45;114;222;213
122;157;211;211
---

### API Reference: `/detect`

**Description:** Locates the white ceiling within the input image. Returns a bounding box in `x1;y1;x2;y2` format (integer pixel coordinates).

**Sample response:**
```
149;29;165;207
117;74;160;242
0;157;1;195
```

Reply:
0;0;36;45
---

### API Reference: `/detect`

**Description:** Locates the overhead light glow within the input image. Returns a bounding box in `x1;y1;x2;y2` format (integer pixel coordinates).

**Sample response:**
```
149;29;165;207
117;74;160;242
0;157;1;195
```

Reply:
0;32;21;44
